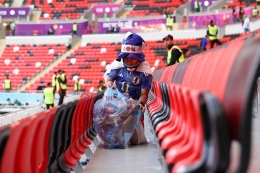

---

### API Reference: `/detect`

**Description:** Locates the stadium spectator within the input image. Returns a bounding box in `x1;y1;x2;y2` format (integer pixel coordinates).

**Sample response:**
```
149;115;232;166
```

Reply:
57;70;67;105
165;7;172;16
257;0;260;5
239;6;245;22
232;7;237;23
72;22;78;36
163;34;184;66
107;24;114;33
47;27;54;35
36;83;45;91
86;25;93;34
252;6;259;19
43;82;54;109
207;20;222;48
243;15;250;33
14;99;22;106
113;24;120;33
4;1;9;7
74;78;80;91
65;16;70;21
65;38;71;51
7;98;13;106
194;0;200;12
166;16;174;31
97;80;106;92
200;35;209;51
10;22;15;36
105;32;153;145
52;72;58;94
4;76;11;91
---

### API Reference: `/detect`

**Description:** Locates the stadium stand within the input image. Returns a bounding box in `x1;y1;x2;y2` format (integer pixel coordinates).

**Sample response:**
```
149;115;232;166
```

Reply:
23;0;91;20
1;31;260;173
28;36;232;93
0;44;66;90
125;0;188;17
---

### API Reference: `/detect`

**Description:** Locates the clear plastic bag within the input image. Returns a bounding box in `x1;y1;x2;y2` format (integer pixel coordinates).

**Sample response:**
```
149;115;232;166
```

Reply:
93;88;142;149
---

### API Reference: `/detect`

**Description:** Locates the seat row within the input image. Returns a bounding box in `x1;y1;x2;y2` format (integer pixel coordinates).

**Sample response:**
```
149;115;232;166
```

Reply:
0;92;102;173
146;30;260;172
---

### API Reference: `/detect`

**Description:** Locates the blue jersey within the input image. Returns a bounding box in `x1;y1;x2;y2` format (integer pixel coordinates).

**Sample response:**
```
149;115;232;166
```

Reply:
108;68;153;100
200;38;208;49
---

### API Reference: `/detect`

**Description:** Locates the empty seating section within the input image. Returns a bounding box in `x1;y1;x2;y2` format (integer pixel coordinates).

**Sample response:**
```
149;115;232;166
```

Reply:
125;0;188;17
147;31;260;173
28;37;232;92
227;0;257;8
0;44;66;90
23;0;91;20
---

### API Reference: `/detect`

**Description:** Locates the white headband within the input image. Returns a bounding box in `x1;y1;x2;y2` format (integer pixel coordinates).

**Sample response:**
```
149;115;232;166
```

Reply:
121;45;142;53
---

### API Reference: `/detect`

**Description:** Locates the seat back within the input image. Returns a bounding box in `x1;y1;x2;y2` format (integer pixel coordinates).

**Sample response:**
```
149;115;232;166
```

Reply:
0;118;31;173
0;126;12;163
19;111;46;173
36;107;57;173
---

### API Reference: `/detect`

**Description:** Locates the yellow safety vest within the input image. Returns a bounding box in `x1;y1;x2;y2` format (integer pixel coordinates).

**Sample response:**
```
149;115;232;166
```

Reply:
73;24;77;31
194;1;199;9
4;79;11;89
5;3;9;7
208;25;218;40
44;87;54;104
167;46;185;64
59;74;67;89
257;0;260;2
99;85;105;92
52;74;57;87
253;9;259;16
166;18;174;26
74;81;80;91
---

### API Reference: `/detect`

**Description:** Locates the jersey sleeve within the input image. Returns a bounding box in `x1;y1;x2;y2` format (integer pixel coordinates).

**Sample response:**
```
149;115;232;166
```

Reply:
141;73;153;89
107;69;120;80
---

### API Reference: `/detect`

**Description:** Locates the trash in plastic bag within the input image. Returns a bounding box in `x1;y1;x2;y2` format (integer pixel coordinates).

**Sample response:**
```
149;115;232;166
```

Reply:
93;88;142;149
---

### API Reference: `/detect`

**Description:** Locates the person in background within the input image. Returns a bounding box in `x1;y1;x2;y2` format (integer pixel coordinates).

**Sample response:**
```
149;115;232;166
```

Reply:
257;0;260;5
47;27;54;35
74;78;81;92
165;7;172;16
72;22;78;36
65;16;70;21
65;38;71;51
166;16;174;31
232;7;237;23
252;6;259;19
7;98;13;105
52;72;57;95
14;99;22;106
107;24;114;33
207;20;222;48
43;82;54;109
163;34;184;66
194;0;200;13
243;15;250;33
239;6;245;22
114;24;120;33
57;70;67;105
4;76;11;91
98;80;106;92
200;35;209;51
10;22;15;36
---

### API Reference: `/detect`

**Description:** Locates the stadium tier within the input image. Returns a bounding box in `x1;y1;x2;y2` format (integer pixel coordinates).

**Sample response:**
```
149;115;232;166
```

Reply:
0;44;67;90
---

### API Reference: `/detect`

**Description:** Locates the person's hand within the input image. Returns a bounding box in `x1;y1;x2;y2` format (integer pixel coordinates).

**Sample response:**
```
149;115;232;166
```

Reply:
107;81;116;89
139;103;146;113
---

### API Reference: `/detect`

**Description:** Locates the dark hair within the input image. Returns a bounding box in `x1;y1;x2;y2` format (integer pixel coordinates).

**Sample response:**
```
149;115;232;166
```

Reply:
47;82;52;86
